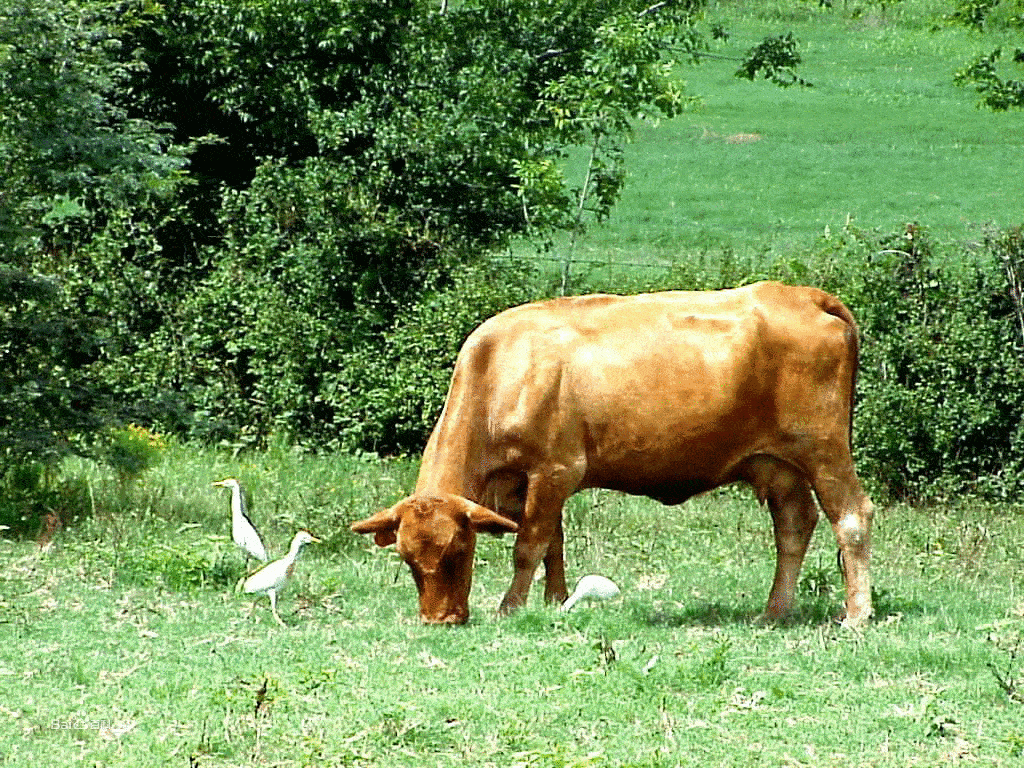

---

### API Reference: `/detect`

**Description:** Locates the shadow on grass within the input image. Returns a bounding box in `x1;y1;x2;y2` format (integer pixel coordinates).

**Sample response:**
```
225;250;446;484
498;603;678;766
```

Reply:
635;600;763;628
633;590;928;629
870;588;929;622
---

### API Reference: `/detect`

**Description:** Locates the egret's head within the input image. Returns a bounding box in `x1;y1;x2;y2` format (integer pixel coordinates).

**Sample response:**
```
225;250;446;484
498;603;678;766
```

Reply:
291;530;321;550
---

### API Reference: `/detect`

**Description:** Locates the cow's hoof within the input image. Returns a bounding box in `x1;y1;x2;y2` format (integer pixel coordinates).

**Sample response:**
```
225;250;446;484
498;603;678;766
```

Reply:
754;612;788;627
497;598;525;617
838;613;870;630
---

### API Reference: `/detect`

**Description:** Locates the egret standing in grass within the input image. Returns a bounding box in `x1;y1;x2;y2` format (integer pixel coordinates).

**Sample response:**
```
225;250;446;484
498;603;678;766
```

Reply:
213;478;268;566
241;530;320;626
560;574;621;612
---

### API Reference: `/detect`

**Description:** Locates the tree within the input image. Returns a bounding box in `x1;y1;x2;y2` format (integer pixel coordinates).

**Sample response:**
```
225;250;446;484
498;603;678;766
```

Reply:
130;0;702;250
3;0;814;453
0;268;103;465
955;47;1024;110
0;0;188;262
0;0;191;467
112;0;713;447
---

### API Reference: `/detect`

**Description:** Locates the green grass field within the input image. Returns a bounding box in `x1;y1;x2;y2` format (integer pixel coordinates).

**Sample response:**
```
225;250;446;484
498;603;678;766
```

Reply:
2;447;1023;767
568;0;1023;268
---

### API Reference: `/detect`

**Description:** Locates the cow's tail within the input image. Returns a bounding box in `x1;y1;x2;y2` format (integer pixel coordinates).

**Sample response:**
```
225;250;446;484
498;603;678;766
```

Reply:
818;291;860;447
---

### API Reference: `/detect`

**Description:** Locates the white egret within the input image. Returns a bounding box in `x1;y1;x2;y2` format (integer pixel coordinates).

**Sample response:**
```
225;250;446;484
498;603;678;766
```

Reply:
560;574;621;612
241;530;320;626
213;478;268;565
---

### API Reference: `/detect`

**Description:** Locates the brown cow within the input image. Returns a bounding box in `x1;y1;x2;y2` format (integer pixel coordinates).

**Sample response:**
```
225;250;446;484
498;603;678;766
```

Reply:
352;282;874;626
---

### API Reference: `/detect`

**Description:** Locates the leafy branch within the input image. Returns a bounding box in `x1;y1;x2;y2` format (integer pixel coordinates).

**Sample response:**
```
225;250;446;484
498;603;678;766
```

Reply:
988;632;1024;705
735;33;813;88
954;48;1024;110
948;0;1024;109
989;660;1024;704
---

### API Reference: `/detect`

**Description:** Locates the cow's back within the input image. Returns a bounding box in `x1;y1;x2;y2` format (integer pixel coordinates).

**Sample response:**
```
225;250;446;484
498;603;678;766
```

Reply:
421;282;859;504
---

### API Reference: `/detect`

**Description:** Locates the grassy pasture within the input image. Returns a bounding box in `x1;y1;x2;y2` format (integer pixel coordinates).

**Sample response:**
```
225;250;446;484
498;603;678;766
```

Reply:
2;447;1023;767
4;2;1024;766
570;0;1023;267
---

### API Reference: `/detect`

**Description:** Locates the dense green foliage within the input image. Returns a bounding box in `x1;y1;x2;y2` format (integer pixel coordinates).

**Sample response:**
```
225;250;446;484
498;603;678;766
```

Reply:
0;0;187;254
2;0;1023;518
0;0;190;471
0;268;103;462
116;0;712;451
822;226;1024;501
615;224;1024;502
2;0;708;462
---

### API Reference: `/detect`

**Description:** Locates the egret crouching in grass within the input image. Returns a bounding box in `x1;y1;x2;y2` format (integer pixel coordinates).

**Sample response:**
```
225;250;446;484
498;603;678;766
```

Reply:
213;478;268;566
561;575;620;612
241;530;320;626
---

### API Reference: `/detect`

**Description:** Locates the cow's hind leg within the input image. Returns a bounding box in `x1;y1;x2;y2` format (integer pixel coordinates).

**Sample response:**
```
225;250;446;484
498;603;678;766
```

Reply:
498;474;571;615
742;456;819;622
809;458;874;627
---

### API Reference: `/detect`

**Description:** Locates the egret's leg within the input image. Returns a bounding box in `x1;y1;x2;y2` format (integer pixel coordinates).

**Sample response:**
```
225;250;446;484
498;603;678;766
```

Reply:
269;590;286;627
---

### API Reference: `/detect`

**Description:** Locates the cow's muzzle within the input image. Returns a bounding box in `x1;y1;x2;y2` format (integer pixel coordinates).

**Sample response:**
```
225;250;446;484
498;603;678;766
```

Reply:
420;607;469;625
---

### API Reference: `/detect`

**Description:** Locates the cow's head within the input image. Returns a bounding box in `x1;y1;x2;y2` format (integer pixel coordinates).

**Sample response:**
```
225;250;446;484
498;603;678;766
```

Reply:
351;493;519;624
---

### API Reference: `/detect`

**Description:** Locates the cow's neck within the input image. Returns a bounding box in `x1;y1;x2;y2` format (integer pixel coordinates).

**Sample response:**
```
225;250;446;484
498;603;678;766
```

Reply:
413;417;486;502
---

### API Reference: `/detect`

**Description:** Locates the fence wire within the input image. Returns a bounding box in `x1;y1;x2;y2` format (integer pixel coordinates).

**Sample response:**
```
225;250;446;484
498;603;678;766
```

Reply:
492;251;686;294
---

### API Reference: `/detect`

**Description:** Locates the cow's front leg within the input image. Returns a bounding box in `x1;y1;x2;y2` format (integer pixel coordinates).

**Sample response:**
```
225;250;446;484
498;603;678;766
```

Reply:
498;477;569;615
542;516;568;605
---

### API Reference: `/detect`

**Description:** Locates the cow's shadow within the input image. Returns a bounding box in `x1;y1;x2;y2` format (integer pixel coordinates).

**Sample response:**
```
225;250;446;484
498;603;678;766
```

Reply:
636;600;770;628
633;590;924;628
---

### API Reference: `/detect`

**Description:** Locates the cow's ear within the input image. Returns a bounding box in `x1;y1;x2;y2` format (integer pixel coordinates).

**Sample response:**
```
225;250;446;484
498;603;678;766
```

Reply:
351;507;401;547
454;498;519;536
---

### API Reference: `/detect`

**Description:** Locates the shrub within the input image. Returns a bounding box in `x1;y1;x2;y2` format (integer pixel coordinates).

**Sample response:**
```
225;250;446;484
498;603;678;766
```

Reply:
325;259;552;453
0;267;107;466
0;461;91;534
104;424;168;484
652;223;1024;502
819;224;1024;502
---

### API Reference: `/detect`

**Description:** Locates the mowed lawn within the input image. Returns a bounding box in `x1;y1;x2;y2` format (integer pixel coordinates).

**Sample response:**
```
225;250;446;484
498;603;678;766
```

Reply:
573;1;1023;265
2;449;1023;767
